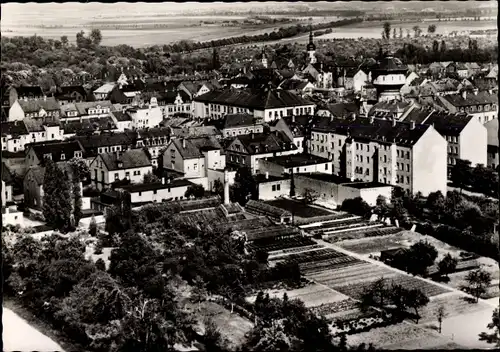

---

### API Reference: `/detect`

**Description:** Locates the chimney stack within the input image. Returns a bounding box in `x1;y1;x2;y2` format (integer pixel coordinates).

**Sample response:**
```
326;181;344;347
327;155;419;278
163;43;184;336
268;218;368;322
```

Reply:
265;172;269;180
182;138;186;148
162;177;165;185
392;119;397;127
223;170;230;205
410;120;416;130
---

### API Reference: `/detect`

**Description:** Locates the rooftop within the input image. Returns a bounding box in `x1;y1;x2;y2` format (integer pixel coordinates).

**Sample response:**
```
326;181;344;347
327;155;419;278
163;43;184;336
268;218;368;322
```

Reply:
263;153;331;168
119;178;193;193
99;149;151;171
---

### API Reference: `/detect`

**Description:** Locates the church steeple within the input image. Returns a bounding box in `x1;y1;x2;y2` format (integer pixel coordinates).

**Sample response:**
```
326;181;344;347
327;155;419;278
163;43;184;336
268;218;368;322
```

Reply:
261;47;268;68
306;27;317;64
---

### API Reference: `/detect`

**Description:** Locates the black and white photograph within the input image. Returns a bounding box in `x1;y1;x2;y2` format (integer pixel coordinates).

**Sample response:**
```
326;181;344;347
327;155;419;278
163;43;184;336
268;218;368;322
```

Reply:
1;1;499;351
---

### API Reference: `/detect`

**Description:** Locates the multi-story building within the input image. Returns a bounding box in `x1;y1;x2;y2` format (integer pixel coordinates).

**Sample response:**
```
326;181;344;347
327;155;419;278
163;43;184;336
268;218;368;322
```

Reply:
25;140;84;168
162;136;225;179
8;86;45;107
437;89;498;124
402;108;487;169
193;88;315;122
9;97;60;121
127;104;163;130
309;116;447;196
225;131;299;174
221;113;264;138
89;149;153;190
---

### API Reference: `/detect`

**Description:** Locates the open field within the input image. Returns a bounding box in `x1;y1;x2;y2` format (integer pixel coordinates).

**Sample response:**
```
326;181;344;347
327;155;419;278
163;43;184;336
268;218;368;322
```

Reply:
346;322;457;350
265;198;334;218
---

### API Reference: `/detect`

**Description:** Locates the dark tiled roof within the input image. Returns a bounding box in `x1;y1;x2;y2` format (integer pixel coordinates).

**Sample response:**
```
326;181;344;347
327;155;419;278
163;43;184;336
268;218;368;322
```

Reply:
170;126;221;139
55;85;88;100
422;111;473;136
100;149;151;171
224;113;256;129
18;97;60;113
156;90;192;104
234;131;296;154
279;79;310;91
75;101;113;115
62;116;117;135
14;86;44;97
111;110;132;121
2;162;14;184
321;102;359;118
254;174;289;183
440;91;498;107
403;107;435;125
373;57;408;73
487;144;499;153
312;116;431;147
1;121;28;137
28;140;84;163
264;153;330;168
172;136;222;159
194;88;314;110
75;132;134;150
119;178;194;193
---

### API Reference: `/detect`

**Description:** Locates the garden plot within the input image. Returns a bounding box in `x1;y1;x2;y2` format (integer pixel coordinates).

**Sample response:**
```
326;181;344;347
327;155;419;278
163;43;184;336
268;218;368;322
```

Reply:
308;263;398;288
418;292;493;325
265;198;334;218
335;232;409;255
346;322;454;350
246;284;349;308
246;236;316;254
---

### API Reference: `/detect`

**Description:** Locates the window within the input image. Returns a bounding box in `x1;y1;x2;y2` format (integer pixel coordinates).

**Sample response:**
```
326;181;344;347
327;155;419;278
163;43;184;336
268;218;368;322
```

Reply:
60;153;65;160
272;185;276;191
406;151;410;159
277;184;281;191
360;155;363;162
406;164;410;172
139;192;142;196
383;155;387;163
114;173;119;181
153;190;157;195
367;156;370;163
125;171;130;178
339;140;341;146
356;143;359;150
383;167;387;175
367;145;370;152
406;176;410;184
325;164;328;170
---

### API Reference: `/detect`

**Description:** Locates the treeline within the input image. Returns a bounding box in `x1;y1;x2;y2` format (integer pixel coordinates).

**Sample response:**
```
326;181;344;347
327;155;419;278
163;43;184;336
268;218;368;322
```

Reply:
395;39;496;64
171;17;363;53
450;159;499;198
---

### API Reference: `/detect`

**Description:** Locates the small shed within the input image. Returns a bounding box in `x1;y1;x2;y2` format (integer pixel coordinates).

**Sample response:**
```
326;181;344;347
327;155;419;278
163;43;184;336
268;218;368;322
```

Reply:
380;247;406;264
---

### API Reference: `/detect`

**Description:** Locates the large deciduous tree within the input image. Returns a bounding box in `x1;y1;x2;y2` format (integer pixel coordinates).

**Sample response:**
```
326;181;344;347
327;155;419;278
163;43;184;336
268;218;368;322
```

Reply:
230;167;257;205
479;306;500;347
462;268;492;302
438;253;458;278
185;184;205;199
43;160;74;231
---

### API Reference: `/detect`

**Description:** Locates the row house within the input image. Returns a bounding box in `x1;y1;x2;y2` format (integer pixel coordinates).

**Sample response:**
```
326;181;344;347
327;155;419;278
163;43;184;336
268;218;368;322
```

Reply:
268;115;310;153
54;85;91;105
1;121;29;153
8;86;45;107
301;63;335;89
162;136;225;179
225;131;299;174
9;97;60;121
2;118;65;152
25;140;84;168
155;91;193;118
317;103;359;120
89;149;153;190
193;88;315;122
126;104;163;129
134;127;171;167
309;116;447;196
221;113;264;138
74;131;136;164
437;89;498;124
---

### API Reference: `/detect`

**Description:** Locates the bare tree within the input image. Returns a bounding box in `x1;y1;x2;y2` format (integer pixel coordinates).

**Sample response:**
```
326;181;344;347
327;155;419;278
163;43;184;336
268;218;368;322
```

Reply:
436;305;447;333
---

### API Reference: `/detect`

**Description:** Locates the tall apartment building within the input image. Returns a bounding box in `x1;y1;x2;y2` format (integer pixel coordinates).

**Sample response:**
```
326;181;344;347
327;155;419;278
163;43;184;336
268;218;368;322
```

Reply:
309;116;447;196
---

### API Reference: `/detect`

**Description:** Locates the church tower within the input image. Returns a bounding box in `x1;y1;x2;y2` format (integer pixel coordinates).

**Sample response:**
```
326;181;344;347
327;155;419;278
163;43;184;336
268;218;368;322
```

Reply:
261;48;268;68
307;29;317;64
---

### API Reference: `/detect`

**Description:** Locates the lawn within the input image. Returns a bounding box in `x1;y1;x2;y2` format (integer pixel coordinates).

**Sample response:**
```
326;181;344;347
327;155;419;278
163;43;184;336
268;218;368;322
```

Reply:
265;198;334;218
346;322;454;350
186;301;253;350
417;292;493;324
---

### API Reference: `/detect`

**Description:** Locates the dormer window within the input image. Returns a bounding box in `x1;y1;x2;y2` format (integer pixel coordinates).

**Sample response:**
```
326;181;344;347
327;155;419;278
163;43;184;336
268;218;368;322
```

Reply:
44;153;52;160
74;151;82;158
60;153;65;160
